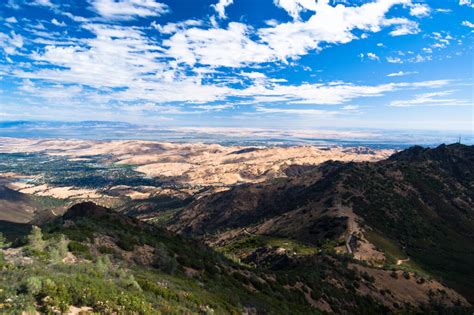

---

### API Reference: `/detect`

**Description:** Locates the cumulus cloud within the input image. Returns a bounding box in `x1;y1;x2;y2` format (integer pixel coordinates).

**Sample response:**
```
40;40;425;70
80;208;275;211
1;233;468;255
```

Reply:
462;20;474;28
163;22;275;67
409;3;430;17
258;0;418;61
158;0;422;68
90;0;169;20
273;0;318;20
6;17;18;23
459;0;474;8
212;0;234;19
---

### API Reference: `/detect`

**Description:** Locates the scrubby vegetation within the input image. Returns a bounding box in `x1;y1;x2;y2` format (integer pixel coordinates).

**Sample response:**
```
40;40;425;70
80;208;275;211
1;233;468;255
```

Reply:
1;201;470;314
345;144;474;302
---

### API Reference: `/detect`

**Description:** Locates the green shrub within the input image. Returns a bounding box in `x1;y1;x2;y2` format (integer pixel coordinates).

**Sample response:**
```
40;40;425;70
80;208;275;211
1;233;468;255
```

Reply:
28;226;45;252
0;232;7;249
117;234;137;251
98;245;115;254
49;248;62;264
25;276;42;295
68;241;91;259
95;255;112;274
152;243;178;274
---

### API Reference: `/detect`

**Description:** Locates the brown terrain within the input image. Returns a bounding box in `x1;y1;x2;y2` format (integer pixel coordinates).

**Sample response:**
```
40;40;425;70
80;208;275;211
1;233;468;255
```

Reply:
0;137;393;196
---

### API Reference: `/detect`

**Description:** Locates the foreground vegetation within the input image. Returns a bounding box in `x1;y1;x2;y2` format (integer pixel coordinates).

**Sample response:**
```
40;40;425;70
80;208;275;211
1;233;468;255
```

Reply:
4;202;465;314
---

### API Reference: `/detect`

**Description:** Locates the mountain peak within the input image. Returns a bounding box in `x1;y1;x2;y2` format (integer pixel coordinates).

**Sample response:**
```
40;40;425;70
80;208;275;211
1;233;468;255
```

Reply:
62;202;111;221
389;143;473;162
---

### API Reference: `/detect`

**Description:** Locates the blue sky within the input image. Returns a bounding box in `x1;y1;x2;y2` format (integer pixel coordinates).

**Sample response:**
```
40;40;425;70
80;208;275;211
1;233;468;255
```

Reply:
0;0;473;131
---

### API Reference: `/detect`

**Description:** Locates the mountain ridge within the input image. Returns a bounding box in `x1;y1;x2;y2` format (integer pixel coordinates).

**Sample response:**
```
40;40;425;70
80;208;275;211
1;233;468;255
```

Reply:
170;144;474;302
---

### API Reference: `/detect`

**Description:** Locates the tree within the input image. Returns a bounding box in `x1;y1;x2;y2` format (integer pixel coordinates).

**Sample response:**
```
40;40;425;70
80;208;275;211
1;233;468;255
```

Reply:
0;232;7;248
152;243;177;274
48;234;70;263
57;234;69;258
28;226;45;252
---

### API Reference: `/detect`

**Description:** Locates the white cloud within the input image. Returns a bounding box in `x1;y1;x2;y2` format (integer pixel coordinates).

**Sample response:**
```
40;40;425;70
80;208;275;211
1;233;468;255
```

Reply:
90;0;169;20
273;0;318;20
24;24;166;88
386;71;418;77
163;22;276;67
386;56;403;63
459;0;474;8
212;0;234;19
151;20;203;34
51;18;66;27
31;0;55;7
367;52;379;61
389;19;420;36
158;0;420;68
390;91;471;107
422;47;432;53
192;104;234;111
265;19;279;27
259;0;418;61
240;71;267;80
462;20;474;28
409;3;430;17
6;17;18;23
407;54;431;63
237;80;450;105
0;31;24;57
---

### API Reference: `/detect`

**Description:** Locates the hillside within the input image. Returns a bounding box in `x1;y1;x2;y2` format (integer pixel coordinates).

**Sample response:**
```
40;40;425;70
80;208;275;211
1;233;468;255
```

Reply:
0;183;66;225
1;201;470;314
170;144;474;303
